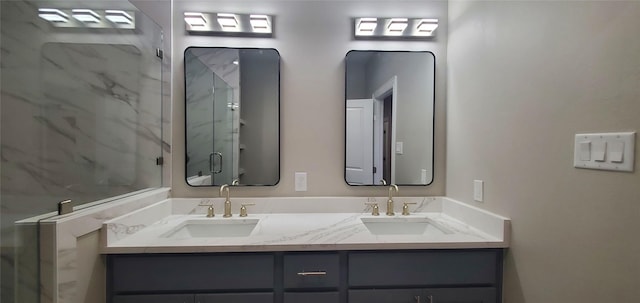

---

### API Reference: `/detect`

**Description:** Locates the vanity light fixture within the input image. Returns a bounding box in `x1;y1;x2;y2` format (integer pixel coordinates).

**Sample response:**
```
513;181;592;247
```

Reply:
72;9;101;23
185;12;274;37
38;8;135;29
38;8;69;23
353;17;439;39
184;12;207;27
217;13;239;30
105;10;133;25
386;18;408;34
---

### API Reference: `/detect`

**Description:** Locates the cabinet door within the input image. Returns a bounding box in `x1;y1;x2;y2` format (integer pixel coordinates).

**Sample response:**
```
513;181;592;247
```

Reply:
349;289;423;303
422;287;497;303
113;294;194;303
195;293;273;303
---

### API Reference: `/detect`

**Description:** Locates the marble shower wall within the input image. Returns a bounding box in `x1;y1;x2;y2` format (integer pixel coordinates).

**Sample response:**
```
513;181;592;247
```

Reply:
0;0;166;302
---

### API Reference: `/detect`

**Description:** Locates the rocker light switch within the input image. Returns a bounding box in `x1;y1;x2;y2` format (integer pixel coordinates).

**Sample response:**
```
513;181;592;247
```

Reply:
579;141;591;161
609;140;624;163
592;141;606;162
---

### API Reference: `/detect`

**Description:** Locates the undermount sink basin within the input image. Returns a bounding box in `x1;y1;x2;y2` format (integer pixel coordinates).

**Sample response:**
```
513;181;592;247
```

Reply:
162;218;259;238
360;216;453;236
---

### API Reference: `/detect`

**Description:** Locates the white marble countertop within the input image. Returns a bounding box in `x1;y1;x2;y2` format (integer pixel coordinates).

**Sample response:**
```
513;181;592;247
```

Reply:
101;196;510;253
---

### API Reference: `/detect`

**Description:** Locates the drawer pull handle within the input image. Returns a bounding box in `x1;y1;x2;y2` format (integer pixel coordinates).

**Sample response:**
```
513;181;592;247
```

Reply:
428;295;434;303
296;271;327;276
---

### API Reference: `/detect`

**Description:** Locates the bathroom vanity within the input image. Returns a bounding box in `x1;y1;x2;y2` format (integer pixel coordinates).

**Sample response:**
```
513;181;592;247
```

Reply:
102;196;509;303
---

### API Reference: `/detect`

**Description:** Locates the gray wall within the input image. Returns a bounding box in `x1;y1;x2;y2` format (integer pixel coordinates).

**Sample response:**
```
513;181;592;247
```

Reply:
447;1;640;302
172;0;448;196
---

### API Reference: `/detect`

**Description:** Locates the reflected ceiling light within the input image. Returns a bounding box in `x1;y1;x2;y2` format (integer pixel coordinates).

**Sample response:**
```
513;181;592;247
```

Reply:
184;12;207;27
72;9;101;23
105;10;133;25
416;19;438;35
217;13;238;30
387;18;408;34
38;8;69;23
232;60;239;65
356;18;377;35
249;15;271;33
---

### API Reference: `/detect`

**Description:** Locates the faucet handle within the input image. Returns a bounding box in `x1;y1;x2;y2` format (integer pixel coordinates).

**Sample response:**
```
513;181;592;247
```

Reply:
365;203;380;216
402;202;417;216
239;203;255;217
206;205;215;218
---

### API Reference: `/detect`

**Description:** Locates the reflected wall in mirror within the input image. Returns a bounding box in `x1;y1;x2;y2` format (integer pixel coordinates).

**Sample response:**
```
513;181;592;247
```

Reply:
345;50;435;186
185;47;280;186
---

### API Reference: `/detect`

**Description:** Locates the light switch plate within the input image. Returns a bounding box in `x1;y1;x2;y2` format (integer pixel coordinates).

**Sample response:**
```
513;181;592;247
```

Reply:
474;180;484;202
295;172;307;191
574;132;635;172
395;142;404;154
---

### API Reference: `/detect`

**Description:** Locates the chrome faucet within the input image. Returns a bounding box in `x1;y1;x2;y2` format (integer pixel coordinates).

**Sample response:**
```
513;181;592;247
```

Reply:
220;184;232;217
232;178;240;186
386;184;399;216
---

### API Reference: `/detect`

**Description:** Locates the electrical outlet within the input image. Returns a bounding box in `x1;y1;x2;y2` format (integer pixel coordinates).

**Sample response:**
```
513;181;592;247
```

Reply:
473;180;484;202
295;172;307;191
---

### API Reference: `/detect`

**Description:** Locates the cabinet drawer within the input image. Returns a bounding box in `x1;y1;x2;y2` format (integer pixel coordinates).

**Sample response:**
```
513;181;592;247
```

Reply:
283;253;340;289
110;253;274;292
284;292;339;303
349;250;499;287
195;293;273;303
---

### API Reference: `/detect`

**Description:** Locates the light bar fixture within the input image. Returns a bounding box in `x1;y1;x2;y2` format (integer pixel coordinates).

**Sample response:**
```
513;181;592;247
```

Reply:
72;9;101;23
185;12;274;37
353;17;439;39
38;8;69;23
38;8;136;29
105;10;133;25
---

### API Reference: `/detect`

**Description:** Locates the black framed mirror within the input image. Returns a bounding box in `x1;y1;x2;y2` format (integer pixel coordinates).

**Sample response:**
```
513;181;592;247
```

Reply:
185;47;280;186
344;50;435;186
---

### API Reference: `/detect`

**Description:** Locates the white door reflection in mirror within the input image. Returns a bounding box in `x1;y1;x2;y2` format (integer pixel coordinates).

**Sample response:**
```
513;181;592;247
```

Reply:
346;99;374;185
345;51;435;186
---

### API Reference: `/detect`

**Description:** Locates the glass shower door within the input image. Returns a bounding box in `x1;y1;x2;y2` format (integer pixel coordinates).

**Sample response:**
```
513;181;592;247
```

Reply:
211;73;235;185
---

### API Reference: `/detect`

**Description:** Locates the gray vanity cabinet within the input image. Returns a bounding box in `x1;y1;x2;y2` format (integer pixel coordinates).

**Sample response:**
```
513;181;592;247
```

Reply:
107;249;502;303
